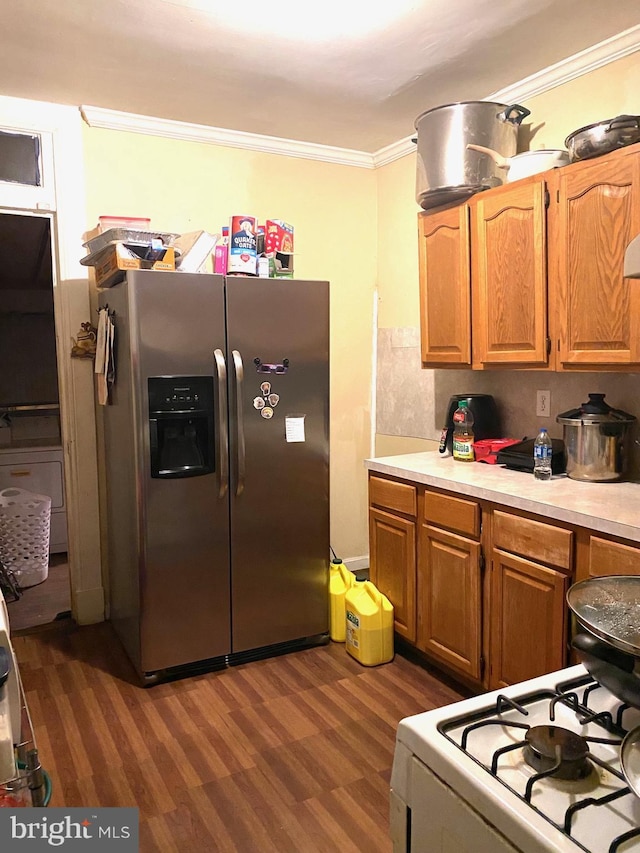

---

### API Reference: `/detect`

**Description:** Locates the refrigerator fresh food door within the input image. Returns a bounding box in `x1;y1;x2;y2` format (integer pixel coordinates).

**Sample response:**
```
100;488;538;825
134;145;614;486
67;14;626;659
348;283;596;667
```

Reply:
129;270;231;673
226;277;329;652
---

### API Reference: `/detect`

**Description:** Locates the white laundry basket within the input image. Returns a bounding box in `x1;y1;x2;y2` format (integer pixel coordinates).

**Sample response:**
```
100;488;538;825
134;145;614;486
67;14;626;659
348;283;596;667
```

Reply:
0;488;51;587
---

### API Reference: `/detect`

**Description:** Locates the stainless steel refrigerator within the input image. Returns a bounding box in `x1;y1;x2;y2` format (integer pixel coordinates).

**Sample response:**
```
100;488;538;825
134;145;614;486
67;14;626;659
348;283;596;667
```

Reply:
99;270;329;682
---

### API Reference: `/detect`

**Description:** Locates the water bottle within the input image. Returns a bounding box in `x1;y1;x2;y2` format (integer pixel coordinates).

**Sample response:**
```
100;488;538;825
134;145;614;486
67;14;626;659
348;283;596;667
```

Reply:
533;428;553;480
452;401;475;462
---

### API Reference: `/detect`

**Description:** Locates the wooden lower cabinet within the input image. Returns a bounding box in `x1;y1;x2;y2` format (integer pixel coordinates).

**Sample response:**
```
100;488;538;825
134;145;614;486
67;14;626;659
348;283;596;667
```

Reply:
417;524;482;680
489;549;568;690
369;507;416;642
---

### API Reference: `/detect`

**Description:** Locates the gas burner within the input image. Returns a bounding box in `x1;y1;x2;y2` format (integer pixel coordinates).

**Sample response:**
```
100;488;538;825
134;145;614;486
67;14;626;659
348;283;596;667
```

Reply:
523;725;592;780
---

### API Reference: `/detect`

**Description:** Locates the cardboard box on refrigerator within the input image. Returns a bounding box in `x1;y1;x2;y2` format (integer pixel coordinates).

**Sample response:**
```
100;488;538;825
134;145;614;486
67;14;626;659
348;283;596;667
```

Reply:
92;242;176;289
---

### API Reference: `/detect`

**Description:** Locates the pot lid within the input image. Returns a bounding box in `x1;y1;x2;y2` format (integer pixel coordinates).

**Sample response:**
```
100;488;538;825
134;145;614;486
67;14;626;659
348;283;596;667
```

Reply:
556;393;636;425
567;575;640;656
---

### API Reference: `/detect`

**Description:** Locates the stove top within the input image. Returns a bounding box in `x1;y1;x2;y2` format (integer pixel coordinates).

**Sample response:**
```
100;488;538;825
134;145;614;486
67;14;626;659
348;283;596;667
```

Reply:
393;665;640;853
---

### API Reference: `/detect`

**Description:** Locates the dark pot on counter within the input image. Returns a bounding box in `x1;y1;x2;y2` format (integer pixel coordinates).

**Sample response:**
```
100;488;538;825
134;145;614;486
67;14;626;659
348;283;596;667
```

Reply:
556;393;636;482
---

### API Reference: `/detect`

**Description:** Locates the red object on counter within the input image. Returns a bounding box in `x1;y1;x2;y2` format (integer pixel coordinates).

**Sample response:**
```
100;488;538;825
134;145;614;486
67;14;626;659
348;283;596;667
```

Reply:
473;438;521;464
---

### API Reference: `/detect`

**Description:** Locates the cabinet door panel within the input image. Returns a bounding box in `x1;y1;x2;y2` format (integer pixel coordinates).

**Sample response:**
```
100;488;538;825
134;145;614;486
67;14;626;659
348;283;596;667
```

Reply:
556;152;640;366
419;207;471;366
490;549;567;689
369;507;416;642
473;181;548;365
417;524;481;680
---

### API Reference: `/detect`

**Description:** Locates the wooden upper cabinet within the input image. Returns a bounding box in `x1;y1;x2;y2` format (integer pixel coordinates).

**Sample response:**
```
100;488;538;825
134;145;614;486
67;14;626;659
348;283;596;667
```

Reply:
472;179;549;366
553;148;640;367
418;206;471;367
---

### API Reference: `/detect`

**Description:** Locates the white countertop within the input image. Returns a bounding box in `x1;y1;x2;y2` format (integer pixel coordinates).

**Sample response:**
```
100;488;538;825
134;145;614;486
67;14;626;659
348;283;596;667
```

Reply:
365;451;640;543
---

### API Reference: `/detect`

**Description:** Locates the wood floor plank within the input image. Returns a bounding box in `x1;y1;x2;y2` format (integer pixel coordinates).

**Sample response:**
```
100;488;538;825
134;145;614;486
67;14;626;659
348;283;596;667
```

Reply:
14;621;467;851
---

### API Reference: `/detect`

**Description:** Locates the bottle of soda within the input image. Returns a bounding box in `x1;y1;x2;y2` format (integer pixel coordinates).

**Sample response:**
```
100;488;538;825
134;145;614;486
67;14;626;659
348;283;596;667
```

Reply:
533;427;553;480
452;401;475;462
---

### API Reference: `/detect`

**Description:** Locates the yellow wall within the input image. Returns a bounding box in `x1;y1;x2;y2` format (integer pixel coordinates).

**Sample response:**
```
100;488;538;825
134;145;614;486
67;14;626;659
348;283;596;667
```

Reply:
82;126;377;559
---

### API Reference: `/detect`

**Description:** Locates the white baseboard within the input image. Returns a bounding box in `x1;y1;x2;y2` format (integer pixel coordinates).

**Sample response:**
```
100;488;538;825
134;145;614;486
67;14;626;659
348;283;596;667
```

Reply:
343;555;370;572
73;585;105;625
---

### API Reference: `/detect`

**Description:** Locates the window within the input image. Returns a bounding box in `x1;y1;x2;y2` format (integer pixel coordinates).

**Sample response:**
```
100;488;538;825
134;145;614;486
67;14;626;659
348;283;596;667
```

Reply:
0;130;41;186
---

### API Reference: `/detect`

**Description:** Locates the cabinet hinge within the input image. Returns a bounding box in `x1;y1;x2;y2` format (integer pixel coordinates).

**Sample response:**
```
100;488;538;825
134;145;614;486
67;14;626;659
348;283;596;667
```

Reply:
546;337;552;356
544;189;550;208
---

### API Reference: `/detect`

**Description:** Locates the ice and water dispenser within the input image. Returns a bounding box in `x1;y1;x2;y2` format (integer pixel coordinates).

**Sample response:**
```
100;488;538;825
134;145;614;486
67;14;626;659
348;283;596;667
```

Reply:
148;377;214;478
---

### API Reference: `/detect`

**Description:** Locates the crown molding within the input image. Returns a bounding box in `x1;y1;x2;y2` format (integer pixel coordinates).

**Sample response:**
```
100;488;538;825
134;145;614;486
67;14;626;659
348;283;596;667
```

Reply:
80;105;375;168
372;136;416;168
81;26;640;170
488;24;640;105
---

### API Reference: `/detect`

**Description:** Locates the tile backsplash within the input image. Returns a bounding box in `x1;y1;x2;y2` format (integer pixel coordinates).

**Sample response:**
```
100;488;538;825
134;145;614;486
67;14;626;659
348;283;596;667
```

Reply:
377;327;640;479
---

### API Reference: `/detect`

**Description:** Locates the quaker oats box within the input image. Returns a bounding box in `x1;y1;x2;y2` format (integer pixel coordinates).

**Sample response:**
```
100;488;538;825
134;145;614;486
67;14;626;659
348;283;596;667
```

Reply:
228;215;257;275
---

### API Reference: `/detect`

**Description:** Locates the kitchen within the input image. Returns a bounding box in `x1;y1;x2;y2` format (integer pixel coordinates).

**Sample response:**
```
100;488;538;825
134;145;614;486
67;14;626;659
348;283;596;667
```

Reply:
1;1;640;850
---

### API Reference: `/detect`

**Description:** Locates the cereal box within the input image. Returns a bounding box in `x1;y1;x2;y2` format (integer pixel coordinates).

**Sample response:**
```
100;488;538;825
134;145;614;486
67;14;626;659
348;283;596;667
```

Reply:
228;215;257;275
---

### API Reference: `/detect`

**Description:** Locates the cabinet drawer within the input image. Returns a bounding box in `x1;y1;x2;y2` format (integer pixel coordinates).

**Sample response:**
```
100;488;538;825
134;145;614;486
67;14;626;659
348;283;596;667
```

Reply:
423;490;480;538
589;536;640;577
493;511;573;571
369;476;417;517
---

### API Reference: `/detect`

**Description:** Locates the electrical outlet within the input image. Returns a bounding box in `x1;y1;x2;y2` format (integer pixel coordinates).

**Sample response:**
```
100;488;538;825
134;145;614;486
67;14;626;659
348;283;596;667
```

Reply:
536;390;551;418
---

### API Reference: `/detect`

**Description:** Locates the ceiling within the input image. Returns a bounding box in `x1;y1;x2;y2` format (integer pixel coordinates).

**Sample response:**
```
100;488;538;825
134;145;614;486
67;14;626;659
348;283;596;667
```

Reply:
1;0;639;152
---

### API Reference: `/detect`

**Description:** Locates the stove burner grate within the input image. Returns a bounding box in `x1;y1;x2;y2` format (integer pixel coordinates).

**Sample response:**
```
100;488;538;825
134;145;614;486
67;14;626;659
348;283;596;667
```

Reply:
441;678;639;853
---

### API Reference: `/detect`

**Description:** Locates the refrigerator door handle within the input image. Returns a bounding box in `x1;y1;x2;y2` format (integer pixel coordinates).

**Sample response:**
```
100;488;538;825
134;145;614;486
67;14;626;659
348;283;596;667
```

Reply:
213;348;229;497
232;349;246;496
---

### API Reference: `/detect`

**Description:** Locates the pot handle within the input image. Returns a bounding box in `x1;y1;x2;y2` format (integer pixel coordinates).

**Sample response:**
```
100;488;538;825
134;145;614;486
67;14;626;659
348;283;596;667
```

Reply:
572;632;636;673
466;143;509;169
498;104;531;125
606;116;640;133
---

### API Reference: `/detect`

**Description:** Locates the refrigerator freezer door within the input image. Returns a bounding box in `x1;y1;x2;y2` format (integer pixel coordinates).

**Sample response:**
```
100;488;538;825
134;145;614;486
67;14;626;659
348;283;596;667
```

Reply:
226;278;329;652
128;270;231;673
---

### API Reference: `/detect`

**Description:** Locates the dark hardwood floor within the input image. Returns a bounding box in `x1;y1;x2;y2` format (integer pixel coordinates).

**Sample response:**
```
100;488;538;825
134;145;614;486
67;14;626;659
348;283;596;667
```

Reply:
7;554;71;632
14;623;467;851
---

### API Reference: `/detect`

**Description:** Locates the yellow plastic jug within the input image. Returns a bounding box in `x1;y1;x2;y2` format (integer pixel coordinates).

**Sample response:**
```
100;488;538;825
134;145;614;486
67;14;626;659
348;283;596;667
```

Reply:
329;560;355;642
345;580;394;666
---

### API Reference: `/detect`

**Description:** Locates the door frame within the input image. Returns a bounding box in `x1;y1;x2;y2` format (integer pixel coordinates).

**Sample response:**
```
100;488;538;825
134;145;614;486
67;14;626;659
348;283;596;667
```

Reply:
0;96;104;624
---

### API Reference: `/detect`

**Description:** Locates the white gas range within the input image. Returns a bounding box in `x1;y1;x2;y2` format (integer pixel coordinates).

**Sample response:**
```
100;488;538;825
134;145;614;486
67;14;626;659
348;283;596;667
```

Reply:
391;665;640;853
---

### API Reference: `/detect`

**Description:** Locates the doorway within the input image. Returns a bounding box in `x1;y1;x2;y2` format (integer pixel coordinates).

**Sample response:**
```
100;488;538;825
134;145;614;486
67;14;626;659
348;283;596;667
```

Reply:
0;209;72;631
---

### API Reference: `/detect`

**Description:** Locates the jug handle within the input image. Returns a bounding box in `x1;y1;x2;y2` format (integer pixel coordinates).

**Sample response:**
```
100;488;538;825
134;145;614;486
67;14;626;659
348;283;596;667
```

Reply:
466;144;509;170
365;582;382;604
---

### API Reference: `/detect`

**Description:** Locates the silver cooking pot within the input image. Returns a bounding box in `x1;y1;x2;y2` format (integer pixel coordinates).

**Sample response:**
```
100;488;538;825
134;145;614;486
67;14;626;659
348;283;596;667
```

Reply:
556;393;636;482
565;115;640;163
569;575;640;708
414;101;530;210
